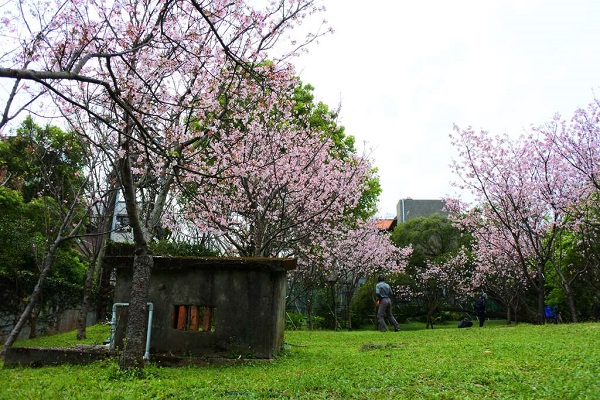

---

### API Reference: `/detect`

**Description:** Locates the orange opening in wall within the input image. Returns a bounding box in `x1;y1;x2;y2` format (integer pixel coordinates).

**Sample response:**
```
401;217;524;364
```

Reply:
172;304;215;332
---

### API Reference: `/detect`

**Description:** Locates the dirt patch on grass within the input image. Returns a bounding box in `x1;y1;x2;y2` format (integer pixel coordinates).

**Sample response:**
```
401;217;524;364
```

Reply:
360;342;407;351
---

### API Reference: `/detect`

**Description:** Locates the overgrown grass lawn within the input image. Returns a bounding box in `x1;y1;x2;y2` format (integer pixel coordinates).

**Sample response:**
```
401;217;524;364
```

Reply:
1;321;599;399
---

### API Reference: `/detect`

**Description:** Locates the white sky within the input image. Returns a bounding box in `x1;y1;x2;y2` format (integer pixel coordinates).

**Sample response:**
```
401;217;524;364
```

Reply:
293;0;600;218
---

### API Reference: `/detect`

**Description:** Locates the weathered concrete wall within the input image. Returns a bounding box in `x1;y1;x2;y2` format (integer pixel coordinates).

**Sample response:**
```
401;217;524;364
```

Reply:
107;256;295;359
0;310;96;343
4;346;111;367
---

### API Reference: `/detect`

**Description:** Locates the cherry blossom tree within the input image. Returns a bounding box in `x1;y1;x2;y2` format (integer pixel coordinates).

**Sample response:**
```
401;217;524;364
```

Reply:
313;220;411;329
532;101;600;321
1;0;328;368
420;249;472;328
171;70;370;257
464;210;529;323
540;101;600;196
390;213;472;328
160;72;400;328
450;126;571;323
451;98;600;323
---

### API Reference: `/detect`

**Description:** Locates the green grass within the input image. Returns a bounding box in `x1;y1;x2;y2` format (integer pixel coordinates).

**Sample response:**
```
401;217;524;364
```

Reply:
1;321;599;399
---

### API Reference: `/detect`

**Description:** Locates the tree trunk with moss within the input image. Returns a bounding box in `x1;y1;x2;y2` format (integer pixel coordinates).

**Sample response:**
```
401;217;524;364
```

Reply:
117;154;153;369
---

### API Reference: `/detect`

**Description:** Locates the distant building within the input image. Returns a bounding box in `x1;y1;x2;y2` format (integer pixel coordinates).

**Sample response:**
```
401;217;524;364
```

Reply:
110;191;133;242
396;198;447;223
375;218;397;233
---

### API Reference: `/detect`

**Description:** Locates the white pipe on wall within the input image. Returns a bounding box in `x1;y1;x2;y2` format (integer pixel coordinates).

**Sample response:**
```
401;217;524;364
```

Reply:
110;302;154;361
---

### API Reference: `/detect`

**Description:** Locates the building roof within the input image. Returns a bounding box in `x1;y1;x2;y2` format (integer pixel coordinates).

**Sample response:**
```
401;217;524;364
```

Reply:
375;218;397;232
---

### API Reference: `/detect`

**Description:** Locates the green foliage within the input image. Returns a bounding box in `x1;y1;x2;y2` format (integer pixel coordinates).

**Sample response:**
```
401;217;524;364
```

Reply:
0;187;86;324
350;169;382;221
0;188;32;271
0;117;89;334
350;277;382;328
0;116;87;202
291;82;355;158
149;240;220;257
285;312;307;330
391;213;469;265
544;227;600;321
2;323;599;398
105;240;219;257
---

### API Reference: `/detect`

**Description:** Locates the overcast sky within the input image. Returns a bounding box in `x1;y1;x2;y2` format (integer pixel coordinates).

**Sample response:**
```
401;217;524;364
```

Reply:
293;0;600;218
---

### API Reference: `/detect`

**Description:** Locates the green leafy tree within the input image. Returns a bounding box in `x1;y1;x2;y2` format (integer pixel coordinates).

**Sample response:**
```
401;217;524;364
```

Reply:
546;220;600;322
0;188;35;327
1;118;90;345
392;214;467;265
391;214;473;327
0;116;87;202
0;188;86;339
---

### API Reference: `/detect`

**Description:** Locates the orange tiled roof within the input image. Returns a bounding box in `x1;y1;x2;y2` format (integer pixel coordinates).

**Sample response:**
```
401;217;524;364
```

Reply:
375;219;395;231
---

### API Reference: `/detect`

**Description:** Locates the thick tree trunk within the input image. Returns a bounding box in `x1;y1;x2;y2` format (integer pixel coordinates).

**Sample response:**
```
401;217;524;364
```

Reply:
329;283;338;331
426;314;433;329
95;263;113;321
117;154;153;369
506;295;519;324
346;289;354;330
307;292;314;330
119;253;153;369
426;305;434;329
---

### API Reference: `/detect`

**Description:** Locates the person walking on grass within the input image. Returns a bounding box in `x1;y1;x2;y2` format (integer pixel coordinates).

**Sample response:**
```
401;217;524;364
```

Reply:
474;292;487;327
375;274;400;332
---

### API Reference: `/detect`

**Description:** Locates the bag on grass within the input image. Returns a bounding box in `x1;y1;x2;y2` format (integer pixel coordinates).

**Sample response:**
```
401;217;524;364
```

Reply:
458;318;473;328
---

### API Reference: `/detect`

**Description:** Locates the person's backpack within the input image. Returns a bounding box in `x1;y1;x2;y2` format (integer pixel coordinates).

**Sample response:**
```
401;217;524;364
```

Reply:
458;318;473;328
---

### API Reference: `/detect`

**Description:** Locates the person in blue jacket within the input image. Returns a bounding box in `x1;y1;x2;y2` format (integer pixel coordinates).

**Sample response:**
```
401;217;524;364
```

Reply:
375;275;400;332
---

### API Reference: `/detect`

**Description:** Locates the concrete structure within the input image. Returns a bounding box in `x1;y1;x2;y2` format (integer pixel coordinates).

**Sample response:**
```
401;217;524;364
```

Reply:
106;256;296;359
4;346;112;367
396;198;447;223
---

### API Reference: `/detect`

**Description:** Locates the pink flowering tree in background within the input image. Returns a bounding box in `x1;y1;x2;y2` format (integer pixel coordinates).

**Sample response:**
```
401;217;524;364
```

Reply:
449;121;583;323
446;200;535;323
426;248;472;327
394;247;472;329
0;0;328;368
532;101;600;320
390;213;472;328
465;212;529;323
541;101;600;194
312;220;411;330
284;220;410;330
